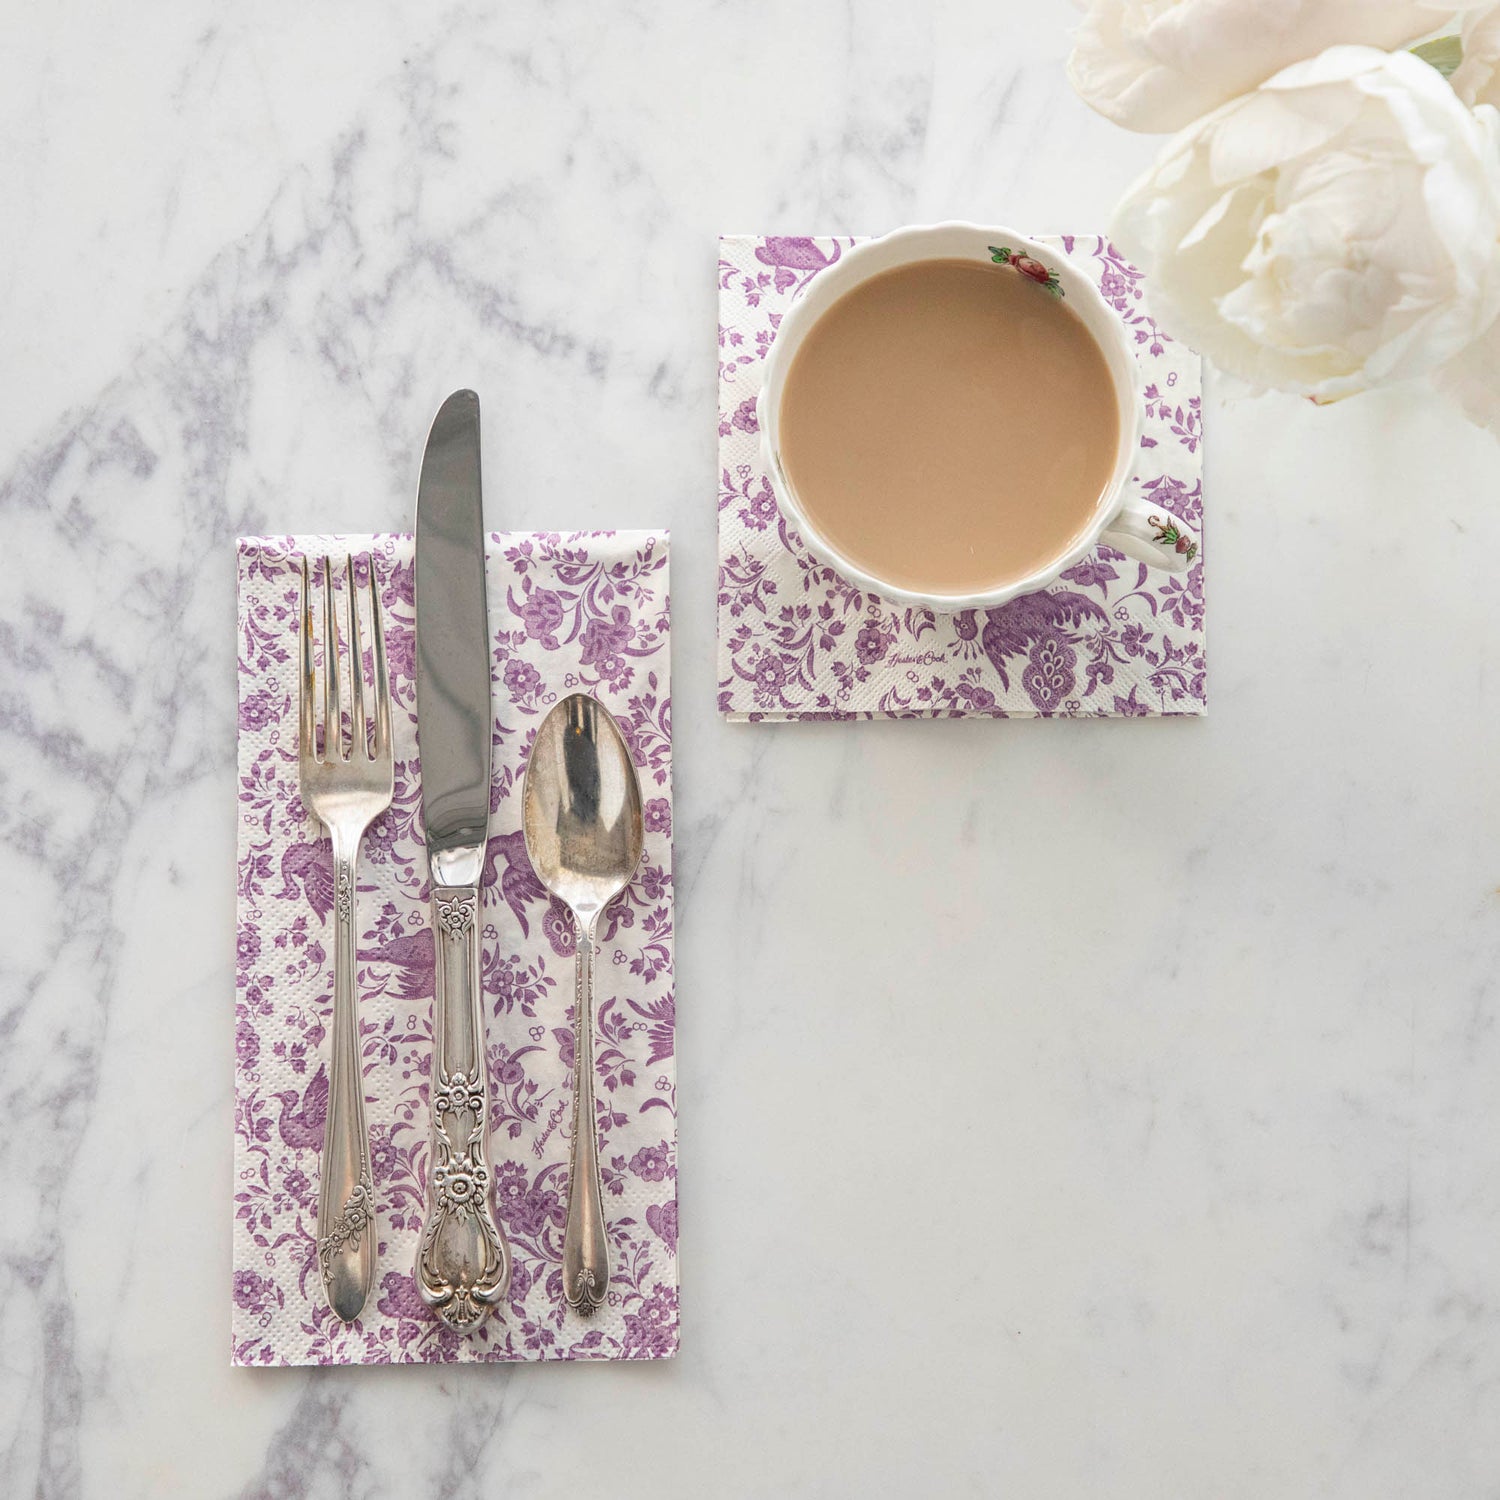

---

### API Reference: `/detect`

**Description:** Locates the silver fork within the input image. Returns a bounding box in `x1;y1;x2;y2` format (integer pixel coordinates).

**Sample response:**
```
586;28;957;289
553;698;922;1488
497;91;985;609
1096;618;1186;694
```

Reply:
297;553;394;1322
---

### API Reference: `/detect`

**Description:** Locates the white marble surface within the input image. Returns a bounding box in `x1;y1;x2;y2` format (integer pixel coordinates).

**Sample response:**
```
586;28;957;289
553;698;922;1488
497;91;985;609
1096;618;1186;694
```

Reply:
3;2;1500;1495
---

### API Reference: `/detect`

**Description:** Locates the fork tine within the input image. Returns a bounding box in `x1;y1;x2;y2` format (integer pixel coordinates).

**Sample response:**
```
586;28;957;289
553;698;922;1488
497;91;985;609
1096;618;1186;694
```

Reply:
299;555;316;761
322;556;344;761
368;556;392;757
346;554;367;759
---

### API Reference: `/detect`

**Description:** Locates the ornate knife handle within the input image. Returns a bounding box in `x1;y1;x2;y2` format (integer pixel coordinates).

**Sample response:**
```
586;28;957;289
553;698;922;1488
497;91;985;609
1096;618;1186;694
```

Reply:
415;884;511;1330
563;920;609;1316
317;845;375;1322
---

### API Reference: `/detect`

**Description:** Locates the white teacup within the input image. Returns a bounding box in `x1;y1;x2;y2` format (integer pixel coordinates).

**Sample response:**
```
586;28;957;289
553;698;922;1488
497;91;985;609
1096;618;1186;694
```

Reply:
757;221;1199;614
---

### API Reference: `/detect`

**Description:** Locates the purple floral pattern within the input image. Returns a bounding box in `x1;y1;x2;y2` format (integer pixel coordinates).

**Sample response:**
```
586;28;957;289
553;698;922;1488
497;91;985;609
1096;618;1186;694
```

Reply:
716;235;1207;720
234;530;677;1366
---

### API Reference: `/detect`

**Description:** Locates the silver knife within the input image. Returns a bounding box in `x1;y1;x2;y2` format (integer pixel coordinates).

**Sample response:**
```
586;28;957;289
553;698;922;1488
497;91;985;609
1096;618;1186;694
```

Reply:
413;389;511;1329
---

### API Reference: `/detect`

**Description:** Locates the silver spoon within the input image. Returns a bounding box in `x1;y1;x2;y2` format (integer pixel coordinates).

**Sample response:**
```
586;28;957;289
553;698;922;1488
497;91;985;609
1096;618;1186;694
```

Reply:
522;693;644;1316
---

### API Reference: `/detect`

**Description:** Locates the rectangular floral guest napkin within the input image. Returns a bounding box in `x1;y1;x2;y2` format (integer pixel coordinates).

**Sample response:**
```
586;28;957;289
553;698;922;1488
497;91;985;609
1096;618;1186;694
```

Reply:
234;530;677;1366
717;235;1206;720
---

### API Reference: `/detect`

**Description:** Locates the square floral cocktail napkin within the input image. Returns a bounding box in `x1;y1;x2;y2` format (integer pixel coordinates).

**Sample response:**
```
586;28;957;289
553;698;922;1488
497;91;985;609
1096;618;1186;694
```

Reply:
234;530;677;1366
717;235;1205;720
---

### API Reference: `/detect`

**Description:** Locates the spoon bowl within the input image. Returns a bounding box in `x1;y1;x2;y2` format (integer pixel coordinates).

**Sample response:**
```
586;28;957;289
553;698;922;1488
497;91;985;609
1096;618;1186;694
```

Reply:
523;694;644;920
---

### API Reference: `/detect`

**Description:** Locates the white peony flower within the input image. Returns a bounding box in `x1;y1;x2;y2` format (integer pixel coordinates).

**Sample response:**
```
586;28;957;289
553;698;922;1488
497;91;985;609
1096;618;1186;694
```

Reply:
1453;5;1500;109
1070;0;1461;132
1110;46;1500;402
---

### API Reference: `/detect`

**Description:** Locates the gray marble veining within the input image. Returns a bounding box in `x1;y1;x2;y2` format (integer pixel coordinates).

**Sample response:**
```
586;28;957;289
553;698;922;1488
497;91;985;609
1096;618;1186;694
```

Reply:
4;3;1500;1496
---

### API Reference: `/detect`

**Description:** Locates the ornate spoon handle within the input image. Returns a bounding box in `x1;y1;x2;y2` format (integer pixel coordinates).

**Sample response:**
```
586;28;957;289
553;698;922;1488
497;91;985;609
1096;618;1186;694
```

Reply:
316;839;375;1321
415;884;511;1330
563;920;609;1316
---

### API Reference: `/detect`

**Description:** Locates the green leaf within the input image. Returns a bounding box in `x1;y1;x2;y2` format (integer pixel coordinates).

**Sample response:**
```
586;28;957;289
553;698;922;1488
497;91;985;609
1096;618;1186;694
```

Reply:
989;246;1012;264
1411;35;1462;78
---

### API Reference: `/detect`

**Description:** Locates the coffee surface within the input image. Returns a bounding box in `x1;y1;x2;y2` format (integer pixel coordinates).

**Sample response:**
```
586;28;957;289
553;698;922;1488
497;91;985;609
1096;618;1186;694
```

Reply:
777;258;1120;596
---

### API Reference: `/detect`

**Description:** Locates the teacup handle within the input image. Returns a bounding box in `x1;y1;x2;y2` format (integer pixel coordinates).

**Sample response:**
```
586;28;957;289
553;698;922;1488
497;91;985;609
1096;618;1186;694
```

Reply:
1100;503;1199;573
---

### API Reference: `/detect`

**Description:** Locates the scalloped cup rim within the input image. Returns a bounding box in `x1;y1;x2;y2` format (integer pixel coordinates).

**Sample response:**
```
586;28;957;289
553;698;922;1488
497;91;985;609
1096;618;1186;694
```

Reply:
757;221;1145;615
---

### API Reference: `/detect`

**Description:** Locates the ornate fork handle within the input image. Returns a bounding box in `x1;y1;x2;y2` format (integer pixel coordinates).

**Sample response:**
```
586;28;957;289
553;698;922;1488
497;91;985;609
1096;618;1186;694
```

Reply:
563;919;609;1316
316;839;375;1321
415;884;511;1329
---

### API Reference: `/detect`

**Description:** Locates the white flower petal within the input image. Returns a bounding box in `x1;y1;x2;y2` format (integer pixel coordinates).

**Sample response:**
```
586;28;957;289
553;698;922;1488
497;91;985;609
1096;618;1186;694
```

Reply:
1205;83;1361;184
1454;6;1500;111
1070;0;1461;133
1435;312;1500;432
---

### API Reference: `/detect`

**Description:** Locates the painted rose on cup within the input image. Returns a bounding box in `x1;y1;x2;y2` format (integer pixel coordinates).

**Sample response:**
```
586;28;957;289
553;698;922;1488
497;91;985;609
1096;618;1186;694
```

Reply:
989;244;1064;296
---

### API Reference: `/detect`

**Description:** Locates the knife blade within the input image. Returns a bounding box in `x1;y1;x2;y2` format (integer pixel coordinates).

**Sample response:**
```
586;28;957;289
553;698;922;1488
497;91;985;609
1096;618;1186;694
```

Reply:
413;389;512;1329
